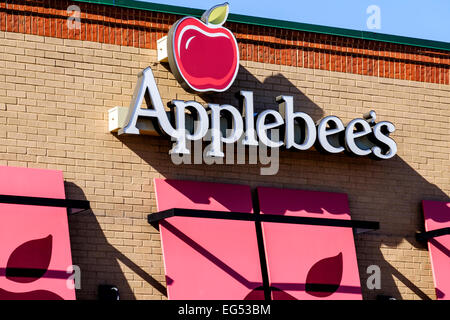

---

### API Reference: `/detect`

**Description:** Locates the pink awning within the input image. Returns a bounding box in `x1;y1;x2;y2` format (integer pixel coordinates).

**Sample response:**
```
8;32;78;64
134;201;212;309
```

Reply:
422;200;450;300
153;179;263;300
0;166;75;300
257;187;362;300
153;179;371;300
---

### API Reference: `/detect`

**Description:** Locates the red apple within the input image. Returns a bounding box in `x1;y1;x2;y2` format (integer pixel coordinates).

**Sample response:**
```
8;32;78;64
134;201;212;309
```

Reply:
167;3;239;92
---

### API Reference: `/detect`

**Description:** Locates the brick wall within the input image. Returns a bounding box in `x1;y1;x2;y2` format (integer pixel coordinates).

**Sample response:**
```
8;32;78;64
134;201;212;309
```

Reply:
0;1;450;299
0;1;449;84
0;29;449;300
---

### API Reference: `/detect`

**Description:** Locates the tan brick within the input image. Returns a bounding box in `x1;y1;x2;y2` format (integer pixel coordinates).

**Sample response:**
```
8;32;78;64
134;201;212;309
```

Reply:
0;31;448;302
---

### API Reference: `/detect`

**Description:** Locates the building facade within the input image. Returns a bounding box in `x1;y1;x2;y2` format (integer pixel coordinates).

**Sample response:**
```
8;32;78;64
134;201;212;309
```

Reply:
0;0;449;300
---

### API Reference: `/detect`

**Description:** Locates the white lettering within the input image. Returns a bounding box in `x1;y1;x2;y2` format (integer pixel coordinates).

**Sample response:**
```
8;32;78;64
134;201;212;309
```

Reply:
121;67;397;161
345;118;372;156
277;95;316;150
256;110;284;148
317;116;345;153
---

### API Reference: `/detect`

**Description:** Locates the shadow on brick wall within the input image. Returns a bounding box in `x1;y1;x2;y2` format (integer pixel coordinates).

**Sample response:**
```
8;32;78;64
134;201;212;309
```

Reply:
351;154;449;300
202;65;324;121
65;182;167;300
113;65;449;300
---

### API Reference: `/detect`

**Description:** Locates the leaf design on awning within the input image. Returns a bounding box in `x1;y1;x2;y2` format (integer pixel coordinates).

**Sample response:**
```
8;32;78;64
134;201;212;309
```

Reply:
6;235;53;283
305;252;343;297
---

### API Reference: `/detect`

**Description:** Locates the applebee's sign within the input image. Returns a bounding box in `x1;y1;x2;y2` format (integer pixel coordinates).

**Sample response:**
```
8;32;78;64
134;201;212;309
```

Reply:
117;66;397;160
167;3;239;92
115;3;397;161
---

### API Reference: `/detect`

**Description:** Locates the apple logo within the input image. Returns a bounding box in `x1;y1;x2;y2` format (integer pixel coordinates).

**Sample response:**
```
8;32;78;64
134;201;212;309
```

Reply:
167;3;239;93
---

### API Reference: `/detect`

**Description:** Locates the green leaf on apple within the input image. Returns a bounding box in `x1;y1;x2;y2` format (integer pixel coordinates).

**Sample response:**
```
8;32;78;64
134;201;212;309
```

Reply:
201;2;229;27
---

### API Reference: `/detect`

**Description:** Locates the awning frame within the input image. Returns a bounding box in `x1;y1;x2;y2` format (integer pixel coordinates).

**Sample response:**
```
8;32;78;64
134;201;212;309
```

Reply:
416;227;450;242
148;208;380;234
0;194;91;215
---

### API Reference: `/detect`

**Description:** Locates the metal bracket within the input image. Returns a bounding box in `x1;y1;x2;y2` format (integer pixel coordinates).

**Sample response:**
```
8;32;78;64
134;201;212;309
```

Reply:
0;194;91;215
416;227;450;242
147;208;379;234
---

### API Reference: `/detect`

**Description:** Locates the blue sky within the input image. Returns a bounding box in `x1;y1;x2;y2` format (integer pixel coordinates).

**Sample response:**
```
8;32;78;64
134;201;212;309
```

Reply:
138;0;450;43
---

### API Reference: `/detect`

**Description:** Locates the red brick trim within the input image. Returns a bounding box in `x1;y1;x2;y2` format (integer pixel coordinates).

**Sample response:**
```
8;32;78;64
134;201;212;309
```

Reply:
1;0;449;84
